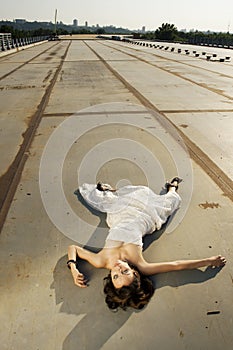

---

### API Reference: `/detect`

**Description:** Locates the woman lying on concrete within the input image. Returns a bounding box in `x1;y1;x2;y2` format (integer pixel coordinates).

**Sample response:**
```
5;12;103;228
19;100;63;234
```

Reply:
67;178;226;311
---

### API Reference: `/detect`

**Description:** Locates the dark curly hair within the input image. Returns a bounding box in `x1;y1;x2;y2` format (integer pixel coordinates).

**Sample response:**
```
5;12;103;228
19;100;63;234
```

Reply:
103;264;154;311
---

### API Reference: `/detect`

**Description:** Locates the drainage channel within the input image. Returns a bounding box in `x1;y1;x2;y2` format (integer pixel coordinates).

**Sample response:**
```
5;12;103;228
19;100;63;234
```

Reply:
84;40;233;202
0;41;72;233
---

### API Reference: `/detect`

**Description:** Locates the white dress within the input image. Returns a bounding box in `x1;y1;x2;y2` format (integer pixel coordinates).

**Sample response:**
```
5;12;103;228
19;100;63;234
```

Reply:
79;184;181;247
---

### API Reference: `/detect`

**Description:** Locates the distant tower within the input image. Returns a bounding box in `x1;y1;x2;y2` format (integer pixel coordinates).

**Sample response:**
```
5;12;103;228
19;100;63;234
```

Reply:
85;21;88;27
73;19;78;27
142;26;146;33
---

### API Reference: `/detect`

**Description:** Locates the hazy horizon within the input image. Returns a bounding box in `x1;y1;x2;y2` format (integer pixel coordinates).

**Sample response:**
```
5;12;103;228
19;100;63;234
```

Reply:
1;0;233;33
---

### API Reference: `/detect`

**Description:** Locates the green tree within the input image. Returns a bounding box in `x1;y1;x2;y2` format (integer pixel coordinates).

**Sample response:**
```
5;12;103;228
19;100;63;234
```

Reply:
155;23;178;41
96;28;106;35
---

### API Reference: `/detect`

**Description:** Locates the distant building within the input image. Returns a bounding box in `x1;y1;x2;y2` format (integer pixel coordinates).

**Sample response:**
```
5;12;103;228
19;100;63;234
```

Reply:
142;26;146;33
73;19;78;27
96;24;99;28
14;19;26;24
85;21;88;27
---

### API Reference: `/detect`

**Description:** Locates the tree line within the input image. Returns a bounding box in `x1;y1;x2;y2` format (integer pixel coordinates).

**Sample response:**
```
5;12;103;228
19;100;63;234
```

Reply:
1;21;233;46
0;20;128;38
140;23;233;47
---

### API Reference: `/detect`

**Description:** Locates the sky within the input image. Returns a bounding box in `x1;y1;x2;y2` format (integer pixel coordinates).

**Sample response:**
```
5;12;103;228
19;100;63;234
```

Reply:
1;0;233;33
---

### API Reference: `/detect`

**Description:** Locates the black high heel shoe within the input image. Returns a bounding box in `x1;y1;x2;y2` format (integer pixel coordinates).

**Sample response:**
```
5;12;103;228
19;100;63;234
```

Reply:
97;182;105;191
165;177;183;192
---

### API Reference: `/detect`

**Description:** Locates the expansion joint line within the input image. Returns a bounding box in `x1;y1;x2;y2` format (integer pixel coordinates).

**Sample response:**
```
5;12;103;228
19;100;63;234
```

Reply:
84;40;233;202
100;41;233;101
0;42;60;81
0;41;72;233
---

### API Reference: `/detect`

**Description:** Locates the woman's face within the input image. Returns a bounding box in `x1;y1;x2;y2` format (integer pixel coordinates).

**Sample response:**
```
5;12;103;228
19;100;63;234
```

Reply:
111;260;135;289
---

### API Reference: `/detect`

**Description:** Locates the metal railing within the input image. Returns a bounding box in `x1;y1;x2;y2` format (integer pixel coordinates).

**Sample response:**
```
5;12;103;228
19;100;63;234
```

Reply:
0;33;48;52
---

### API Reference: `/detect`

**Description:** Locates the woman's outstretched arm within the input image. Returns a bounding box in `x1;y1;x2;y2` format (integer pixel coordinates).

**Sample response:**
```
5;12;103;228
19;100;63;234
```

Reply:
138;255;226;276
67;245;104;287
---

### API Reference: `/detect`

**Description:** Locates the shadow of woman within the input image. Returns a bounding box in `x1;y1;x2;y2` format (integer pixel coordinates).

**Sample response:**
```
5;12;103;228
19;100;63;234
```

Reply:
73;189;109;251
52;255;137;350
142;218;223;290
150;266;223;290
52;190;223;349
52;256;223;350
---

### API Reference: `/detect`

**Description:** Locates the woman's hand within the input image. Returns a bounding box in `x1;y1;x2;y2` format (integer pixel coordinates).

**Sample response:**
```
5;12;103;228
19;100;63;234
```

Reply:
208;255;226;268
71;266;88;288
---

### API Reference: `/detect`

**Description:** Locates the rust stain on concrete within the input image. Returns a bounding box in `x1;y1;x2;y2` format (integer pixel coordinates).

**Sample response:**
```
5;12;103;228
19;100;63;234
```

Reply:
43;69;53;83
198;201;221;209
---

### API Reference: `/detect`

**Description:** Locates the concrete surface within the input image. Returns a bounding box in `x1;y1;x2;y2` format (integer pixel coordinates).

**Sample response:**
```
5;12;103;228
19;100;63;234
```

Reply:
0;41;69;177
0;39;233;350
